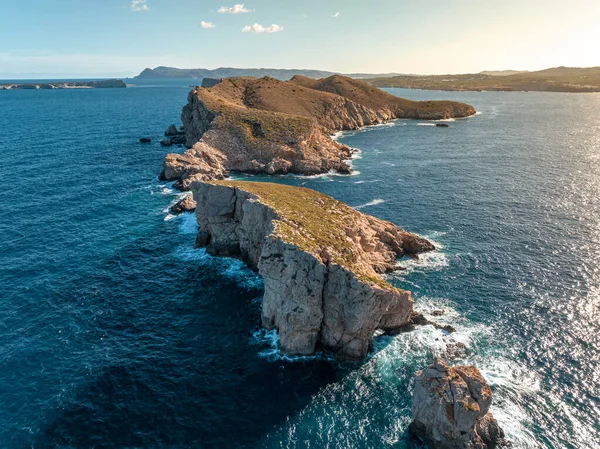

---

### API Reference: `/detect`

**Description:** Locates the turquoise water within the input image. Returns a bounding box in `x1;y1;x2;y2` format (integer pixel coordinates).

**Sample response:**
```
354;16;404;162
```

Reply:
0;82;598;448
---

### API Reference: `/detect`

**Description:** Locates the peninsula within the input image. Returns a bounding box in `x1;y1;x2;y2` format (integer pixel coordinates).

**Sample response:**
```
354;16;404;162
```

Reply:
193;180;434;360
160;75;476;189
366;66;600;93
0;79;126;90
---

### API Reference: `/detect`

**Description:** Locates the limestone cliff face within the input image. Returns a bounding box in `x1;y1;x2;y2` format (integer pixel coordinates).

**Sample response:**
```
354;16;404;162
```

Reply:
192;180;434;360
411;359;507;449
161;75;476;189
181;90;218;148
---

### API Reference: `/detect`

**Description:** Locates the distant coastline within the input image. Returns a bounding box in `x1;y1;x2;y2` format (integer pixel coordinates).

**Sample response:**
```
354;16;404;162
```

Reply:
0;79;126;90
365;66;600;93
133;66;600;93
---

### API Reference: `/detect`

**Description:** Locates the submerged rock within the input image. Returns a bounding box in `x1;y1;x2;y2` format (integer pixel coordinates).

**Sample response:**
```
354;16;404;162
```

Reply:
192;180;435;360
410;359;508;449
160;138;173;147
139;137;152;143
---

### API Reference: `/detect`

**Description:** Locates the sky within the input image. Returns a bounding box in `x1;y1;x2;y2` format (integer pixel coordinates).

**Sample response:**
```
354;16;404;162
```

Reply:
1;0;599;78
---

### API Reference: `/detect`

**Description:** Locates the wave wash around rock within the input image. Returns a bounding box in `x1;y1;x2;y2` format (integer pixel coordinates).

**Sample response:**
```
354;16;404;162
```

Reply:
192;180;435;361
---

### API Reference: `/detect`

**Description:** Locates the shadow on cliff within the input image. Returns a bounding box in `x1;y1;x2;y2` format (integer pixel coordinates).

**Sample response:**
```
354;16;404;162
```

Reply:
32;222;339;449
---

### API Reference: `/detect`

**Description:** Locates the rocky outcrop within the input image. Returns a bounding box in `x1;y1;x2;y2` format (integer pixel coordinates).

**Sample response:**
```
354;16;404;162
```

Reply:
192;180;434;360
160;75;476;186
165;124;179;136
170;194;197;214
410;359;508;449
201;77;223;88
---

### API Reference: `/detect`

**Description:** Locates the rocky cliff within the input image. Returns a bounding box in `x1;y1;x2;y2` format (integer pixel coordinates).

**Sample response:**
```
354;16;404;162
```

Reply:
160;75;476;189
192;180;434;360
411;359;508;449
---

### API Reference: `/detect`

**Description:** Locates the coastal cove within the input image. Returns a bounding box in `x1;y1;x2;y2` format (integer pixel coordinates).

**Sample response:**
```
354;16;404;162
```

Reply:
0;81;599;448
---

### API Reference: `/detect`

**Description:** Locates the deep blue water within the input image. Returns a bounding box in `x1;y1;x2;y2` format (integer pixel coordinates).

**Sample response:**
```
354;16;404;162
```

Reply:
0;81;599;448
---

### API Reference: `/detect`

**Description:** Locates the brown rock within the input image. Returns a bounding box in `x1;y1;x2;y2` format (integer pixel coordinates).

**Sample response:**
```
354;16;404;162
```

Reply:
169;194;197;214
410;359;508;449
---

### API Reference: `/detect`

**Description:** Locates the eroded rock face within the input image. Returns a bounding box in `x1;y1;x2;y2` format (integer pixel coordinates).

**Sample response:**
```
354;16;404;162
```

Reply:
410;359;507;449
192;181;434;360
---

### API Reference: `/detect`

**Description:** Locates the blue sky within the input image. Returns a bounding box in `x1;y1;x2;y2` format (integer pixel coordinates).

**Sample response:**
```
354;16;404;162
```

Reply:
1;0;599;78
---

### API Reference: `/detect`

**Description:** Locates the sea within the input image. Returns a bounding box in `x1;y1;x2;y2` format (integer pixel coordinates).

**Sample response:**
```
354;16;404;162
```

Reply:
0;78;598;448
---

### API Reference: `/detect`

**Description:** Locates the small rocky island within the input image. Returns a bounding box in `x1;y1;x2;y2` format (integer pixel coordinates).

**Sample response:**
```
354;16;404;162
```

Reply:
0;79;126;90
411;359;508;449
192;180;434;360
160;75;476;190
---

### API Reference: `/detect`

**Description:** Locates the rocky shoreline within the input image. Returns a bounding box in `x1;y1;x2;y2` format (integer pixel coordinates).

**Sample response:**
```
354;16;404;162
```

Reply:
159;75;476;191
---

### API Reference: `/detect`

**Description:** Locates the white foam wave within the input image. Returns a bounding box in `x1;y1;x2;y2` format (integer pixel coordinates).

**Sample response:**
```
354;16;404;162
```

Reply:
350;149;362;160
331;131;344;141
354;198;385;210
173;246;263;290
163;214;177;221
416;123;436;127
354;180;381;184
251;328;331;362
393;251;449;274
390;234;449;274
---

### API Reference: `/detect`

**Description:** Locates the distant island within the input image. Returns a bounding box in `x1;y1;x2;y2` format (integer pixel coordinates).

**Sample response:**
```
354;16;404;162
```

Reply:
134;66;406;80
366;66;600;93
159;75;476;190
0;79;126;90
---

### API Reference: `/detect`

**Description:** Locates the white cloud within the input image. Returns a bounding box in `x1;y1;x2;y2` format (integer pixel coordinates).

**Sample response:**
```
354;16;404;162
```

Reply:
218;4;252;14
130;0;148;11
201;21;216;29
242;23;284;33
331;12;340;18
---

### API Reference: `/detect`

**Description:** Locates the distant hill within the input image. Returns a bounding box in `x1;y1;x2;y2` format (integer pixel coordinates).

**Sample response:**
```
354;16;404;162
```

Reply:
366;66;600;93
134;66;405;81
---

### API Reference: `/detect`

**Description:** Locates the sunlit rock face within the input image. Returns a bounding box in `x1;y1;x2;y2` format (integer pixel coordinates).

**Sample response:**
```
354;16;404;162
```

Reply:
410;359;508;449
